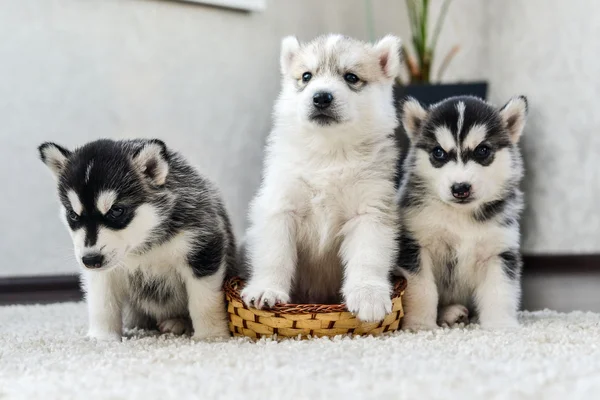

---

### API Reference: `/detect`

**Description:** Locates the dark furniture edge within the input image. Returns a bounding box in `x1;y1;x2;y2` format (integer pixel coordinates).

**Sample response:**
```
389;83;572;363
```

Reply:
0;254;598;305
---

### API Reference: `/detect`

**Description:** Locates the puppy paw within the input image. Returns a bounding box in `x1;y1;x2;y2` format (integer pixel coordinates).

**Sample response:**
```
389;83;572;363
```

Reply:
343;283;392;322
438;304;469;327
87;329;122;342
158;318;193;336
241;284;290;309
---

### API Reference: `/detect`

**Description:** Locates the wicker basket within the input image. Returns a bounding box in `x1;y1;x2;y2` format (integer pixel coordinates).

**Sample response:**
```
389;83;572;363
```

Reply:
225;277;407;339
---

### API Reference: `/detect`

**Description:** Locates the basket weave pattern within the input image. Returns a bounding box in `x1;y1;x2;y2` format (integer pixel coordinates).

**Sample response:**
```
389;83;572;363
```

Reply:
225;277;407;339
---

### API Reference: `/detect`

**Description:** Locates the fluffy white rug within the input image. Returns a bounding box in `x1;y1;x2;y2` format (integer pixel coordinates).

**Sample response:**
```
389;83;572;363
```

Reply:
1;302;600;400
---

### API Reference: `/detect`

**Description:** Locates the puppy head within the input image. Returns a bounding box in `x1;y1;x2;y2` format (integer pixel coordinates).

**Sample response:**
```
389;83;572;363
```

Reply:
277;34;401;134
402;95;527;207
39;139;170;271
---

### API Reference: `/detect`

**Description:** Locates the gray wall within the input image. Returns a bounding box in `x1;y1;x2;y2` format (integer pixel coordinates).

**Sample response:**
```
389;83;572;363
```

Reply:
3;0;595;278
0;0;487;276
486;0;600;254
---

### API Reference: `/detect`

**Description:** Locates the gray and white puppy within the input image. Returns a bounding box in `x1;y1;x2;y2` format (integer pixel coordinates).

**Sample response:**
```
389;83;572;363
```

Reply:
39;139;235;341
396;96;528;330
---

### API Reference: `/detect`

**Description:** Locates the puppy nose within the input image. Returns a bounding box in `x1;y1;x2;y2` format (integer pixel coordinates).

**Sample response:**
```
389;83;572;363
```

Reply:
313;92;334;109
451;183;472;199
82;254;104;269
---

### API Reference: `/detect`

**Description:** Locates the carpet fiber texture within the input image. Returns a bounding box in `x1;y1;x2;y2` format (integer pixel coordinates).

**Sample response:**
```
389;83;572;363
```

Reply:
1;302;600;399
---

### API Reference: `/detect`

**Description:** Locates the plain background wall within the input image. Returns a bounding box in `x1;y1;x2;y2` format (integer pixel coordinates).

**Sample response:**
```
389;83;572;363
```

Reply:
3;0;597;278
485;0;600;253
0;0;487;277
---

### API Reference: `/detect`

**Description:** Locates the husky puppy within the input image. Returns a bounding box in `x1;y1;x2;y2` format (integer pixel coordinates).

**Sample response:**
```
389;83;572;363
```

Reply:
39;139;235;341
240;34;401;322
397;95;528;330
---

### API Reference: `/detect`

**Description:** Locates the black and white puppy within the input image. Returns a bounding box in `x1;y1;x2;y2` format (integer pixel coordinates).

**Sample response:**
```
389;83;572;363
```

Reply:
397;96;527;330
39;139;235;341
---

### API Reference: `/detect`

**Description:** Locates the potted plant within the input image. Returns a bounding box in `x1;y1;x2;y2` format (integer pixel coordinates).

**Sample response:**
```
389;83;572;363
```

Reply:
378;0;488;178
394;0;487;104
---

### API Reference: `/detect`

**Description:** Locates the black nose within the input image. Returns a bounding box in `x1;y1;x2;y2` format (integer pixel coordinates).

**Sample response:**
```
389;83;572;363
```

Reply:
82;254;104;269
313;92;334;109
451;183;472;199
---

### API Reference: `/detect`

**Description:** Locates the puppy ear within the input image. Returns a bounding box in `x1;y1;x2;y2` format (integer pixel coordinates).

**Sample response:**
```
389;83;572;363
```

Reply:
500;96;528;143
280;36;300;75
133;139;169;186
38;142;72;178
402;98;427;141
374;35;402;79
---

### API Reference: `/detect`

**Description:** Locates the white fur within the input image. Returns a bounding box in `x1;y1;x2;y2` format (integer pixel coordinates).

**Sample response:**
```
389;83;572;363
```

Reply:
82;230;228;341
40;144;69;178
280;36;300;75
96;190;117;215
374;35;402;79
434;126;456;152
242;34;400;322
500;96;528;143
402;98;427;140
67;190;82;215
134;142;169;186
401;197;521;330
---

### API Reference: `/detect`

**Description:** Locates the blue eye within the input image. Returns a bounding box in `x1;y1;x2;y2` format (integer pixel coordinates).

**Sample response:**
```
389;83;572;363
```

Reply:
107;205;125;220
68;210;79;222
474;144;491;159
344;73;360;84
432;146;448;161
302;72;312;82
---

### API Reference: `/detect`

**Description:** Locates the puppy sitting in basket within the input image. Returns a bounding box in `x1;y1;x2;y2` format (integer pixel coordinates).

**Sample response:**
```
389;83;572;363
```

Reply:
241;34;401;322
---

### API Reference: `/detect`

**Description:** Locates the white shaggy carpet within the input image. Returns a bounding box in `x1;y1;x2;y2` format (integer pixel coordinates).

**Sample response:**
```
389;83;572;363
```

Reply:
2;303;600;400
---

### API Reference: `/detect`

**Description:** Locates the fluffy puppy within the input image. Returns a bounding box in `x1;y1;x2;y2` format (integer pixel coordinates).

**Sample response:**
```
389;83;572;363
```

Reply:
39;139;235;340
396;96;528;330
241;34;401;322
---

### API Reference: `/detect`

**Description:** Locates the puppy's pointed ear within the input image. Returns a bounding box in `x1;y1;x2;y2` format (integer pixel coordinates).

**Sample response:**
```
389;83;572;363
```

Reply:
280;36;300;75
402;98;427;141
38;142;72;178
374;35;402;80
133;139;169;186
500;96;528;143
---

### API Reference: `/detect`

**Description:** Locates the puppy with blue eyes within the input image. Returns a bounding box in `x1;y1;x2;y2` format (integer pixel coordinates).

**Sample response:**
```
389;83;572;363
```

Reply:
39;139;235;341
396;96;528;330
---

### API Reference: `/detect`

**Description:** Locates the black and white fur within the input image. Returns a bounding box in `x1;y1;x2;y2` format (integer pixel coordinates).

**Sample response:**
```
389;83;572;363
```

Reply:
39;139;235;341
397;96;528;330
240;34;401;322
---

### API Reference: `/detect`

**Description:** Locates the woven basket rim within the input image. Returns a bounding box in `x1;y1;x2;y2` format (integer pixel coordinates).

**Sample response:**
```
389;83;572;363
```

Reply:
224;276;407;314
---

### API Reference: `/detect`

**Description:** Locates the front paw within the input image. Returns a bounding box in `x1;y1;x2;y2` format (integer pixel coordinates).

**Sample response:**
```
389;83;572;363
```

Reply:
87;329;122;342
241;284;290;309
343;283;392;322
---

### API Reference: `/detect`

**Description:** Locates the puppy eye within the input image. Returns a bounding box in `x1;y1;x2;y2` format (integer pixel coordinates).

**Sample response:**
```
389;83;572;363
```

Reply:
431;146;448;161
474;144;491;159
107;205;125;220
302;72;312;83
67;210;80;222
344;73;360;84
